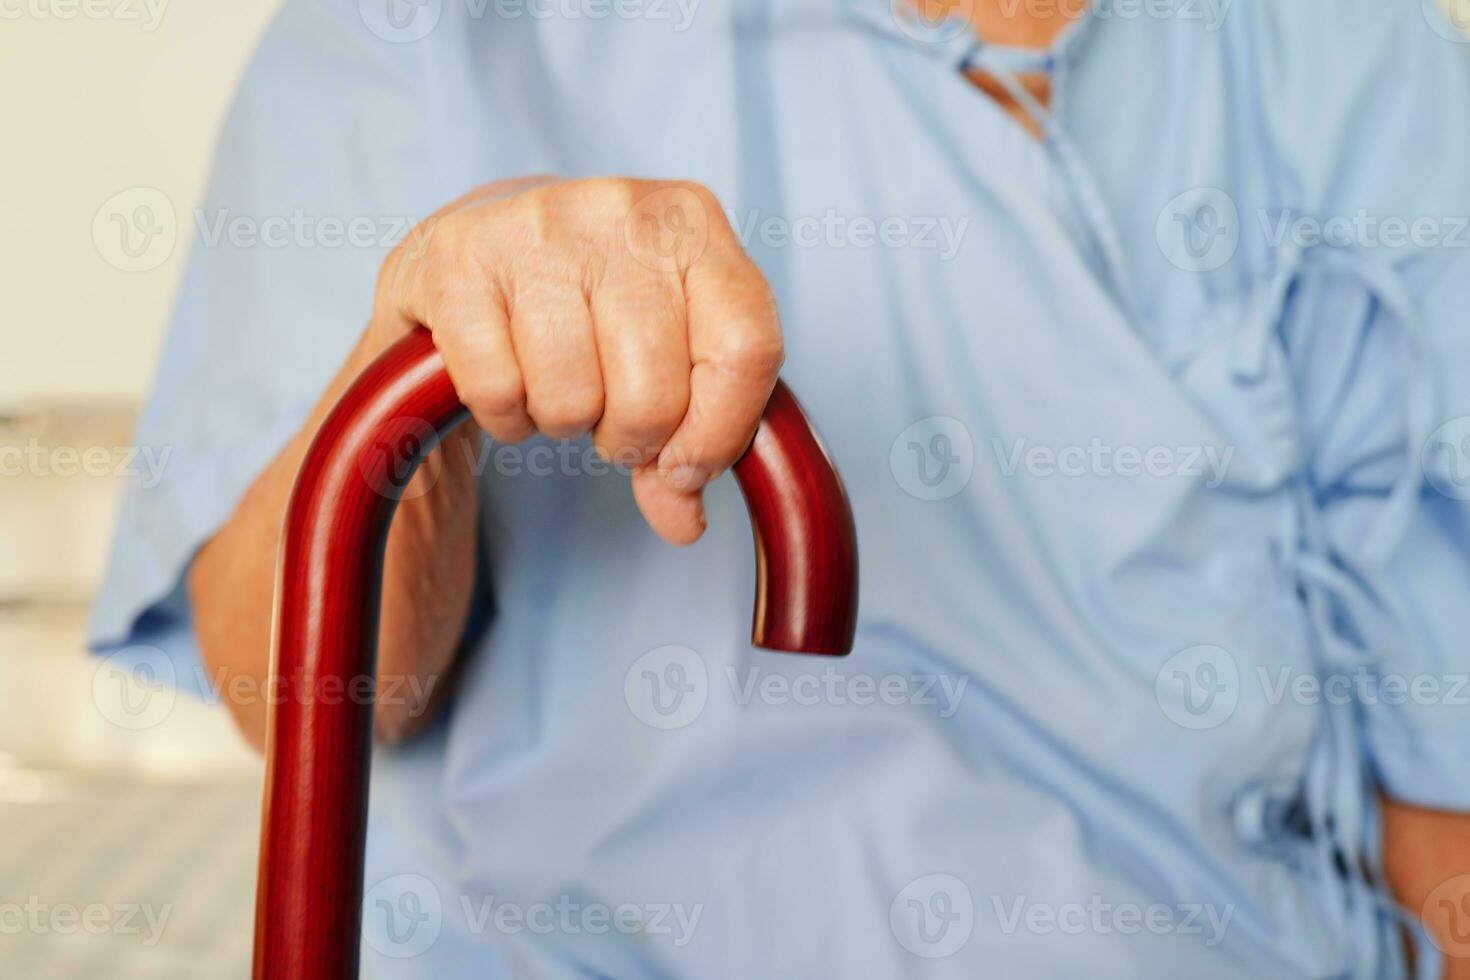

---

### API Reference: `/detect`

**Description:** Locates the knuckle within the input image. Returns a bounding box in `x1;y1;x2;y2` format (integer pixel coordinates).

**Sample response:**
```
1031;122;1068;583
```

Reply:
611;389;687;446
415;264;456;317
460;373;526;420
529;386;604;437
507;186;558;250
576;178;644;248
374;246;406;306
671;179;718;208
416;212;471;275
428;209;470;250
720;325;785;378
673;181;728;233
383;239;437;317
582;176;639;211
409;228;478;308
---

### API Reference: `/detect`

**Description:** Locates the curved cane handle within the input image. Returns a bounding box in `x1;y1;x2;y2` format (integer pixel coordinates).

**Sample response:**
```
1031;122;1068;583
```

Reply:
252;326;857;979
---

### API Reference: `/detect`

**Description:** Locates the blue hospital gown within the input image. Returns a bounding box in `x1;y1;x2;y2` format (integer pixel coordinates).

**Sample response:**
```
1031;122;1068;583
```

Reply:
91;0;1470;976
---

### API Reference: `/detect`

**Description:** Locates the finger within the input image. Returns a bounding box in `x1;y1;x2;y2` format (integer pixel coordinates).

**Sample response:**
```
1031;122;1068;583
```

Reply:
394;227;534;442
656;243;783;490
631;462;706;546
590;262;691;468
373;175;560;335
432;296;535;443
508;262;604;440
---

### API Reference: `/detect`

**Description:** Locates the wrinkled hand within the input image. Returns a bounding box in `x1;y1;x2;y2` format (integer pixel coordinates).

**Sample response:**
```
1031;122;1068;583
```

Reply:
371;176;783;544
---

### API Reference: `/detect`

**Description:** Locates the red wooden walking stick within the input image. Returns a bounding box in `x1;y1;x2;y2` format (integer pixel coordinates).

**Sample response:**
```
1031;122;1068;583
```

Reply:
252;326;859;978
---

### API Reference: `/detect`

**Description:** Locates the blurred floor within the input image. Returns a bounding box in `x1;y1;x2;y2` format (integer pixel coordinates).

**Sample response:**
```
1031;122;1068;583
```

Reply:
0;401;263;976
0;773;259;978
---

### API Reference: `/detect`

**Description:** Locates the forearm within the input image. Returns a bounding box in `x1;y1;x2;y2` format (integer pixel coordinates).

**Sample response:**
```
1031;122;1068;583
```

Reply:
188;172;782;750
1383;795;1470;977
188;325;481;752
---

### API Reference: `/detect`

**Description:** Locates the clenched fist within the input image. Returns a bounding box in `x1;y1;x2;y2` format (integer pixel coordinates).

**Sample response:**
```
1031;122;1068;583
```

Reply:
368;176;785;544
192;176;782;748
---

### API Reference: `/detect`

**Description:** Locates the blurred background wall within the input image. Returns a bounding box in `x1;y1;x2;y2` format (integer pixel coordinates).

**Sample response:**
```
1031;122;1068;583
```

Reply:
1;2;282;975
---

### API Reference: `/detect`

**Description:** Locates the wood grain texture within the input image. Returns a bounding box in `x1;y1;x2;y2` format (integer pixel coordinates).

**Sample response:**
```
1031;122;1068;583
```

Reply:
253;326;858;978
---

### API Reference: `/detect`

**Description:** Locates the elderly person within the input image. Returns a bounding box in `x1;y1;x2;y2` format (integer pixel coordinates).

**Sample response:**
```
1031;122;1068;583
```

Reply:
94;0;1470;975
